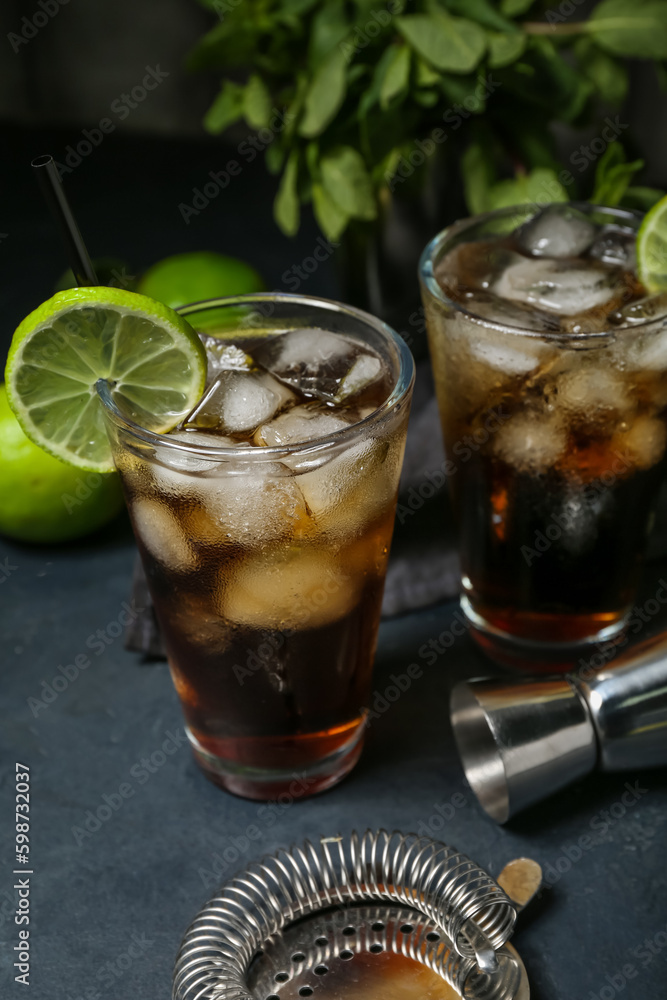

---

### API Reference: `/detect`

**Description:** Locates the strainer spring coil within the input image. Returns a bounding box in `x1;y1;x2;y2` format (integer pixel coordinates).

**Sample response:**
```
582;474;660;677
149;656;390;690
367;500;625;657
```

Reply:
173;829;517;1000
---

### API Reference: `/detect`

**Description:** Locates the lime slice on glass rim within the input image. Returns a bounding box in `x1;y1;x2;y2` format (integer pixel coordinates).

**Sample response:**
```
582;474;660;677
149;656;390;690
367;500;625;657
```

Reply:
636;193;667;293
4;286;207;473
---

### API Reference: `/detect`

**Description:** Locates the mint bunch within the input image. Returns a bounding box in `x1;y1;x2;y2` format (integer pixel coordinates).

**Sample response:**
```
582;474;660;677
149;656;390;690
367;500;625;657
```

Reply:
190;0;667;240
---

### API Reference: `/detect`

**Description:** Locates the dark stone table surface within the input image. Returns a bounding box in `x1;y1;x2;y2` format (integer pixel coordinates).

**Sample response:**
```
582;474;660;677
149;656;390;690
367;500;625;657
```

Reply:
1;125;667;1000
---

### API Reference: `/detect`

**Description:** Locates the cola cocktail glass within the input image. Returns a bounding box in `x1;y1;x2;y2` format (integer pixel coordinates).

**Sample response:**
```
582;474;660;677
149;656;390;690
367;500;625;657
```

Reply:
419;204;667;669
99;294;414;798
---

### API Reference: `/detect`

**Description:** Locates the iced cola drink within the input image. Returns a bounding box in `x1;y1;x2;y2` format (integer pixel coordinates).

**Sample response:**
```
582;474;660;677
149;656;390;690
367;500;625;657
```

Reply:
420;204;667;667
101;295;413;798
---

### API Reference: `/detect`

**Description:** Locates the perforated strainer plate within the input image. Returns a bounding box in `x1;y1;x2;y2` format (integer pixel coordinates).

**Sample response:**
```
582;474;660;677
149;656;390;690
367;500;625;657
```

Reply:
173;830;531;1000
247;904;528;1000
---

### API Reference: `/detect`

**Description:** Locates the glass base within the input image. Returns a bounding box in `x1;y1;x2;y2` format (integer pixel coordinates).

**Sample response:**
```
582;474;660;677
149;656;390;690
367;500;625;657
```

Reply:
187;720;366;800
461;595;629;673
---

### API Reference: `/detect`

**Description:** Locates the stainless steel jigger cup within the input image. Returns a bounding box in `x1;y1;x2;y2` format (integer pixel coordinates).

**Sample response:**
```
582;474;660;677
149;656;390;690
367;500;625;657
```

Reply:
450;632;667;823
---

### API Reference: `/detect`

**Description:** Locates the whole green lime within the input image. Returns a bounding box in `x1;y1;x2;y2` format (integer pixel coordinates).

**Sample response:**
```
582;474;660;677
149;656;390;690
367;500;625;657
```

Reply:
137;251;265;309
0;384;125;543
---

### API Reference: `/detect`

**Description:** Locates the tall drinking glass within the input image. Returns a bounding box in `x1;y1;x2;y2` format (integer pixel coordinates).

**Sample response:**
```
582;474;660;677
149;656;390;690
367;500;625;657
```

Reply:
99;294;414;798
419;204;667;670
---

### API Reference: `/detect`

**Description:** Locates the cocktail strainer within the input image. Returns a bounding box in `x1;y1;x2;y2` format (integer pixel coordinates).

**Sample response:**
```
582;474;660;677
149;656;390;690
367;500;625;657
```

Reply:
173;830;540;1000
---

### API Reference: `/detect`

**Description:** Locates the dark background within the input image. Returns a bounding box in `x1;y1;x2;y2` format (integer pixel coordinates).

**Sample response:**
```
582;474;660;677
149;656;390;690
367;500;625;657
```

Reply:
1;3;667;999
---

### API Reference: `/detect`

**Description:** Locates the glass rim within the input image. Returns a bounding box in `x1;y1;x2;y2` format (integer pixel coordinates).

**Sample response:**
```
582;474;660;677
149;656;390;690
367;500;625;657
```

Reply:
97;291;415;461
418;201;653;340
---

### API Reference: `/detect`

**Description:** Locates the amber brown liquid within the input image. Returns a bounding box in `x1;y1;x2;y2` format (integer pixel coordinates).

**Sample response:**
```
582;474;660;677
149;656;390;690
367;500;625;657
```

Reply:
443;373;667;663
128;354;401;793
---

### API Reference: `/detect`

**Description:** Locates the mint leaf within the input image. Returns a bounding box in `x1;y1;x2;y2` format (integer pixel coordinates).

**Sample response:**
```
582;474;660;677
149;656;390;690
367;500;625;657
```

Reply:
280;0;320;13
309;0;349;66
321;145;377;220
575;39;628;106
500;0;535;14
416;58;441;87
265;141;286;175
446;0;515;33
488;31;526;68
380;44;411;108
312;182;349;240
299;48;347;138
461;139;497;214
359;46;396;117
587;0;667;59
203;80;245;134
486;168;569;210
591;143;645;206
274;152;300;235
440;71;486;112
243;74;271;129
397;13;486;74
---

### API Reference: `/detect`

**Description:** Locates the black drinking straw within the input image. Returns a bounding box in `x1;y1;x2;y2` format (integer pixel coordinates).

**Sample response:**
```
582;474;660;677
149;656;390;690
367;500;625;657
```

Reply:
31;154;98;286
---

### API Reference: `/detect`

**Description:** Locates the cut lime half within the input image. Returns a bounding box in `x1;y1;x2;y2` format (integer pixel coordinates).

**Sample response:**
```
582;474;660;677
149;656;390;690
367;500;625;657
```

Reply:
637;194;667;293
4;287;207;473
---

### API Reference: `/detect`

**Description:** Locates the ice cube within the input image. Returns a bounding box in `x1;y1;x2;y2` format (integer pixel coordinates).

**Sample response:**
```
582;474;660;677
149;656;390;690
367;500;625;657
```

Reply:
457;290;563;334
552;489;609;557
555;367;634;419
610;291;667;326
623;327;667;371
435;242;525;295
335;353;383;402
156;429;235;472
219;547;361;630
193;467;315;545
493;412;567;473
185;369;296;434
613;415;667;471
199;336;253;384
516;205;596;259
494;258;627;316
470;324;552;374
152;429;239;496
589;226;636;269
297;435;401;537
252;327;374;401
130;497;197;572
255;404;350;447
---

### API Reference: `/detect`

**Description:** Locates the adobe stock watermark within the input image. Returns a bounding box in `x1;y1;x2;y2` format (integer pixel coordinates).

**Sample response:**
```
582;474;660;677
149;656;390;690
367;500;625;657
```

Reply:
0;556;19;584
71;728;189;846
587;918;667;1000
386;74;501;192
54;66;170;176
235;235;341;334
27;600;143;717
92;932;155;995
8;0;70;53
281;236;340;292
179;108;293;225
210;0;242;22
415;792;468;839
570;578;667;684
197;773;317;888
541;779;648;887
396;405;510;525
339;0;401;60
364;609;470;726
61;471;118;513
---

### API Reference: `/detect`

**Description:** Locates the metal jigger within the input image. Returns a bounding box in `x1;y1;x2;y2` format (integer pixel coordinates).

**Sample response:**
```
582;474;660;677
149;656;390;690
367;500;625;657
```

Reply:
450;632;667;823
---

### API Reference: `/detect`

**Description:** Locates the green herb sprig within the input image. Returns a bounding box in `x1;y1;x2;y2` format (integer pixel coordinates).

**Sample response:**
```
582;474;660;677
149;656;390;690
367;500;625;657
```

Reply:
190;0;667;239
